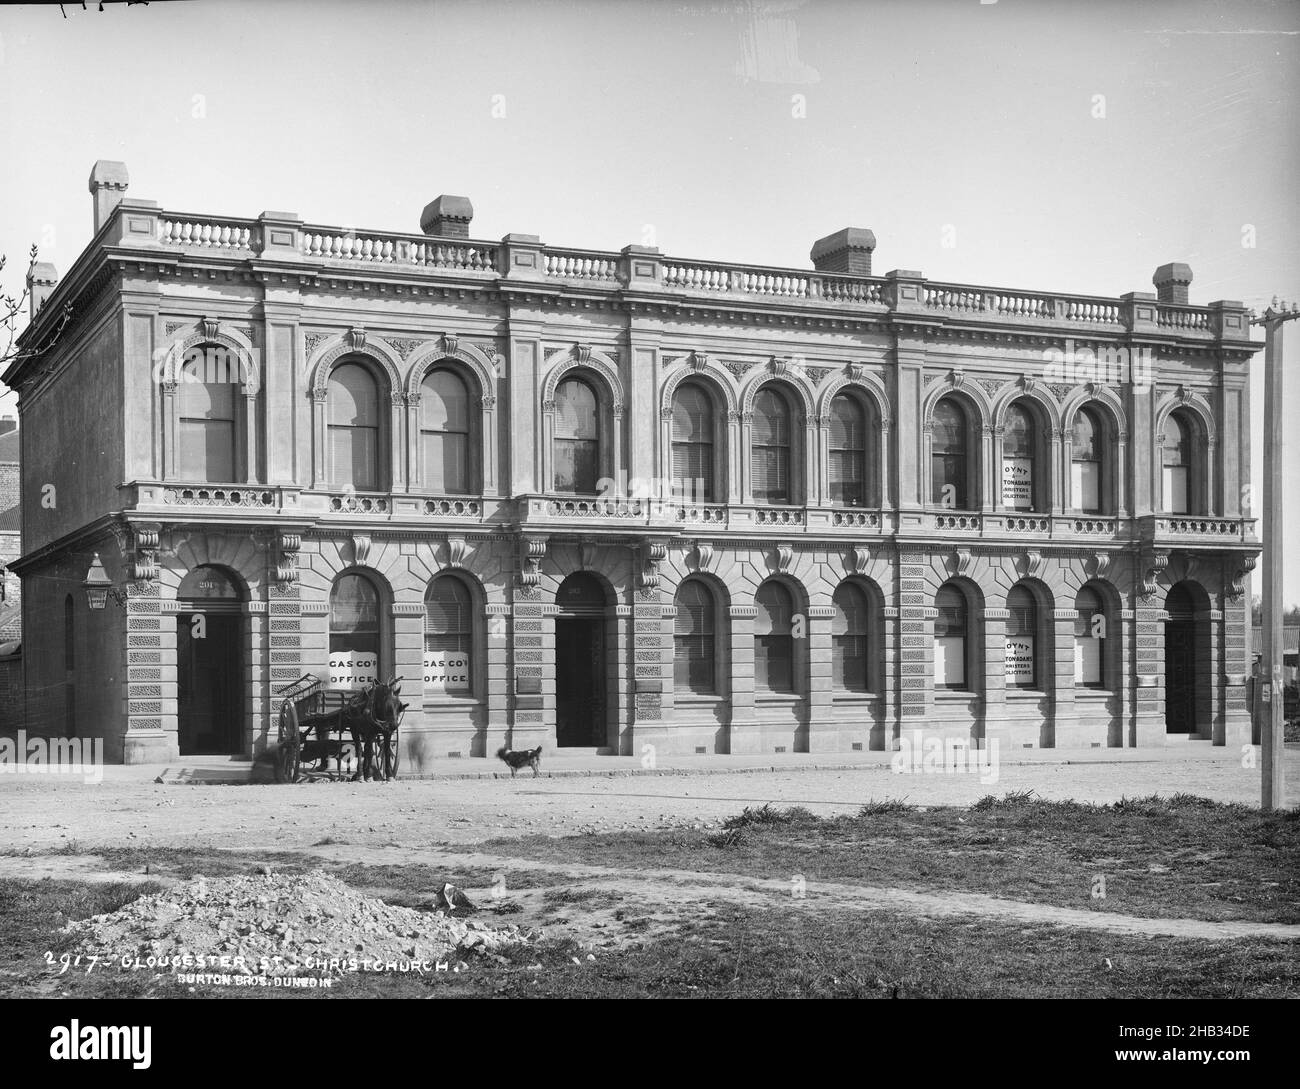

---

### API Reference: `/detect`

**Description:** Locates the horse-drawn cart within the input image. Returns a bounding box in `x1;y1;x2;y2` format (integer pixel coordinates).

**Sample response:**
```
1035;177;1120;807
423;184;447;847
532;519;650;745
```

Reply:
273;674;404;784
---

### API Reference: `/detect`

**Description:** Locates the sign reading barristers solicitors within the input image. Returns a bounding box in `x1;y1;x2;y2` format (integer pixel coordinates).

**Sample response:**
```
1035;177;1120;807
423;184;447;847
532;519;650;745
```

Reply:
423;652;470;694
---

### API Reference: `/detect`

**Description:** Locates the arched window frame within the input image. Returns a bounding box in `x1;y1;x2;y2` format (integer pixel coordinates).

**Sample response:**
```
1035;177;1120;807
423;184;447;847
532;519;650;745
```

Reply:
1000;399;1047;513
1073;584;1108;689
1005;583;1044;690
417;365;477;496
930;396;977;511
827;391;872;509
176;350;239;484
1070;406;1104;514
754;579;800;695
328;569;386;690
673;578;721;696
1161;409;1203;515
831;581;873;693
750;384;802;506
934;581;979;692
326;359;389;494
549;373;616;496
670;381;723;503
423;572;478;700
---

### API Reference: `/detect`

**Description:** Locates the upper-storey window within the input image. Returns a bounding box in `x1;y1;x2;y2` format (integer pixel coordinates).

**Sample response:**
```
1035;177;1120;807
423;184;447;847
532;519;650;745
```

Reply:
1162;412;1193;515
421;369;471;495
554;378;599;494
178;355;236;483
672;384;716;502
932;398;970;510
1002;402;1036;511
1071;407;1103;514
752;387;793;505
829;394;867;507
329;363;381;492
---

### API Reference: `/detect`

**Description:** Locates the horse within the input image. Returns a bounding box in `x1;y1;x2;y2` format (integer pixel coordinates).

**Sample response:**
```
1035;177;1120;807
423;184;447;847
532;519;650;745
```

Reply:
345;677;408;782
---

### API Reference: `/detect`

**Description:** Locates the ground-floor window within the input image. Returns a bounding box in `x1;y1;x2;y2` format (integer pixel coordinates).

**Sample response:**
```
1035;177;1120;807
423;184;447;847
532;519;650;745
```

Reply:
329;572;380;688
673;579;717;694
755;580;795;693
424;574;473;695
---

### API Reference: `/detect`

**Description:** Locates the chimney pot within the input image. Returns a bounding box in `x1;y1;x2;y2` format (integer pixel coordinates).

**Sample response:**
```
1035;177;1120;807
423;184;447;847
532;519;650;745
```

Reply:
89;160;130;233
26;262;59;321
810;228;877;276
1153;262;1193;305
420;195;474;239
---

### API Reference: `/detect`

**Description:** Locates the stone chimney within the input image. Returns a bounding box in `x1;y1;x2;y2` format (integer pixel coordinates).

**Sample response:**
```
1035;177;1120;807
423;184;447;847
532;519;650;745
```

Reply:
420;195;474;239
26;262;59;320
1153;262;1193;305
810;228;877;276
89;160;130;233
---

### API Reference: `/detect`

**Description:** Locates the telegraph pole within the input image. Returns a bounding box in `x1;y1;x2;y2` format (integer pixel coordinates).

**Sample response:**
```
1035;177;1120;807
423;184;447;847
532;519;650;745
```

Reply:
1254;299;1298;811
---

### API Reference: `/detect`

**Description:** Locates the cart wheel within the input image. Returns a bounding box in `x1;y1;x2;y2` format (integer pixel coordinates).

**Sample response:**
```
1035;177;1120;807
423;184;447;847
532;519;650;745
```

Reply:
275;702;301;784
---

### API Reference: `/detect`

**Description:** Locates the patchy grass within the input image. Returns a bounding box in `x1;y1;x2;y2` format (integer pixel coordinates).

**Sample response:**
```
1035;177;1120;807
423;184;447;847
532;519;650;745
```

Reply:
482;795;1300;925
1;878;1294;999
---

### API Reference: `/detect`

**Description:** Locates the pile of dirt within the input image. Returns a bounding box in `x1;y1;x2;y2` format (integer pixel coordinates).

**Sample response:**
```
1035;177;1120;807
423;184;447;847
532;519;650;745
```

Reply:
63;870;531;973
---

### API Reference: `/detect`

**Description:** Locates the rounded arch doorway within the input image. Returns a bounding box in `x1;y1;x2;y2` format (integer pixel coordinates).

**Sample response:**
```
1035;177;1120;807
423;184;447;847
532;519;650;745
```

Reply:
554;572;612;748
175;565;245;756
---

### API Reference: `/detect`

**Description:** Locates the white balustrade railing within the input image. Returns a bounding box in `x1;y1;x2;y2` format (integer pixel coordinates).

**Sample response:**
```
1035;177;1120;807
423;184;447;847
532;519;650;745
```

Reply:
158;219;258;251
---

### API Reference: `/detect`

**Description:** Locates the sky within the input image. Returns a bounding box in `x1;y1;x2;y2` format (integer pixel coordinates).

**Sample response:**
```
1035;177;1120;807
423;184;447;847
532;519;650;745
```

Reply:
0;0;1297;601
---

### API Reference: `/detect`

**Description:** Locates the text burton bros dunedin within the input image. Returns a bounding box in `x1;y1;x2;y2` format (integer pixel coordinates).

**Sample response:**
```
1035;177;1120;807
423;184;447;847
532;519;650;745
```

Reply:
4;161;1261;764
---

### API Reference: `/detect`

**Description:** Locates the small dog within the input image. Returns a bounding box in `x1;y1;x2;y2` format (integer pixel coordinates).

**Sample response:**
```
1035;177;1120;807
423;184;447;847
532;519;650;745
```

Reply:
496;745;542;778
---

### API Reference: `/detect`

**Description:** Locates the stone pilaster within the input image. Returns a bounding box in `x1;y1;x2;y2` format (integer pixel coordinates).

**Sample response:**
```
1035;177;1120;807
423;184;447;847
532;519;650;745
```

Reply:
727;604;757;753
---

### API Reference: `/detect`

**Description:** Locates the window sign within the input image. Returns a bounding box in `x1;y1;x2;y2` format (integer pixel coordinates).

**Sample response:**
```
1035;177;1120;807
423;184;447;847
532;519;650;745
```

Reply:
423;651;471;693
1002;457;1033;509
330;650;378;689
1005;636;1034;685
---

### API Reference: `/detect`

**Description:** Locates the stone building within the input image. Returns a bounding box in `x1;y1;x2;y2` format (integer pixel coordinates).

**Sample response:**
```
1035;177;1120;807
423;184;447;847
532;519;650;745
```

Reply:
3;161;1262;764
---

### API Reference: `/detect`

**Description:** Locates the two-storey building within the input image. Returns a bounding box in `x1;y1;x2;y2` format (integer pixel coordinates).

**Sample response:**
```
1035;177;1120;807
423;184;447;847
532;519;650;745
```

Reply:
5;161;1262;764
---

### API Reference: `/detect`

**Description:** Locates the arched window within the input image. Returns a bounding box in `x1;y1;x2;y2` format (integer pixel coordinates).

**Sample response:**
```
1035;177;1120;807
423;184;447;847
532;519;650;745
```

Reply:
328;363;381;492
674;580;717;694
421;369;471;495
832;582;870;692
672;384;715;502
178;351;237;482
932;398;969;509
1074;585;1105;688
1002;402;1035;511
554;378;599;494
754;581;795;693
1162;413;1193;514
1071;408;1103;513
1006;585;1039;689
329;572;380;689
752;387;793;505
935;583;969;689
829;394;867;507
424;575;473;695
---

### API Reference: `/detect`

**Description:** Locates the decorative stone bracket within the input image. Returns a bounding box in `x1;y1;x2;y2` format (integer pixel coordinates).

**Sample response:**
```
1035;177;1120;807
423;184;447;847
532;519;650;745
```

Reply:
275;532;301;585
847;544;871;576
1227;553;1257;601
129;522;162;582
639;539;669;590
1140;548;1170;600
519;535;547;588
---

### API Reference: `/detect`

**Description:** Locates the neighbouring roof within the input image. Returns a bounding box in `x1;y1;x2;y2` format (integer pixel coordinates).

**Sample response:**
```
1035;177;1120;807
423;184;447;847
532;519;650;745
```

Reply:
1252;625;1300;655
0;504;18;533
0;430;17;464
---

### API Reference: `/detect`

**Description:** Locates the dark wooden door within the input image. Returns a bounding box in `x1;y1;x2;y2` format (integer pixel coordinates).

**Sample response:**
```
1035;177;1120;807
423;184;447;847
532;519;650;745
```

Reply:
555;619;605;746
177;612;242;755
1165;616;1196;733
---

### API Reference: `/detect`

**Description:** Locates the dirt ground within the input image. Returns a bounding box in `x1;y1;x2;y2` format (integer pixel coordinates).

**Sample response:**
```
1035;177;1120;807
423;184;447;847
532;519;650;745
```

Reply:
3;748;1297;854
3;749;1297;955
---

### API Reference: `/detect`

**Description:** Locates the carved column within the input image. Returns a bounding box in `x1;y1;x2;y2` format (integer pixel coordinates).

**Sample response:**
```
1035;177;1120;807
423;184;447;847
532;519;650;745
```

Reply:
405;392;421;492
310;389;328;488
161;380;177;480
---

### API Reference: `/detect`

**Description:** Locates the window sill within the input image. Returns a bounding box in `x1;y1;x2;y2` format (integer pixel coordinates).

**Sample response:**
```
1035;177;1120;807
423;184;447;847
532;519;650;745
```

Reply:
755;693;804;703
934;689;979;699
421;695;482;707
675;694;728;704
1074;687;1115;698
832;693;881;702
1005;688;1048;699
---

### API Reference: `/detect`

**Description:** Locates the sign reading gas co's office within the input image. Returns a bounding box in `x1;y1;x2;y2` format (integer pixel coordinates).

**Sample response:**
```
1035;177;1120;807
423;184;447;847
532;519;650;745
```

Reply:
423;652;470;693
